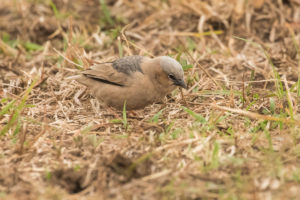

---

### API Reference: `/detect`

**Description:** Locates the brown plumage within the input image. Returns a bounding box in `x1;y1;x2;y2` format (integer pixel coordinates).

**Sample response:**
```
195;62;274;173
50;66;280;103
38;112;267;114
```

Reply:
76;56;187;110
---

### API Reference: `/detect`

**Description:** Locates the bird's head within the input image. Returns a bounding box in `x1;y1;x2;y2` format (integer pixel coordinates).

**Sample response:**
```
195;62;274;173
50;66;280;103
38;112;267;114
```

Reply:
159;56;187;89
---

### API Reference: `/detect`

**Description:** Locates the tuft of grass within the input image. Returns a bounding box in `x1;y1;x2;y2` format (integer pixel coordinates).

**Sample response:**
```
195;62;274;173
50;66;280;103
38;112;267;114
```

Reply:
48;0;69;19
1;32;18;48
170;128;183;139
0;99;16;117
0;37;18;56
1;33;44;57
269;97;276;114
0;78;38;136
178;57;193;71
245;93;259;111
186;37;196;52
182;107;206;124
210;142;220;169
234;36;284;98
45;169;52;181
24;41;44;52
159;121;175;142
108;27;122;40
49;0;59;18
150;108;165;123
99;0;115;27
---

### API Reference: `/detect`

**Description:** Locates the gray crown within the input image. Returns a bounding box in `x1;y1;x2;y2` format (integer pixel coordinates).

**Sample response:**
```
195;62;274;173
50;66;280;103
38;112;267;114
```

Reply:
159;56;184;78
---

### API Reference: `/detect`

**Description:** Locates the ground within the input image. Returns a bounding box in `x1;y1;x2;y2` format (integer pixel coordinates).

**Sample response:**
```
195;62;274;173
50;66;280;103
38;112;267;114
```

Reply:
1;0;300;199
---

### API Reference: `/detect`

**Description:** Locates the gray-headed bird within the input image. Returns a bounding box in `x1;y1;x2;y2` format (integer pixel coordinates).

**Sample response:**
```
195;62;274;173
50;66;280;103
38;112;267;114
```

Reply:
76;56;187;110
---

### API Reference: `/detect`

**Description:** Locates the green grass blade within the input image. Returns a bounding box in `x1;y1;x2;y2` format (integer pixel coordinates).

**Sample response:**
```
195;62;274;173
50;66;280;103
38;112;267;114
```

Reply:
0;78;37;136
99;0;114;26
150;108;165;123
182;107;206;123
211;142;220;169
0;99;16;117
123;101;127;129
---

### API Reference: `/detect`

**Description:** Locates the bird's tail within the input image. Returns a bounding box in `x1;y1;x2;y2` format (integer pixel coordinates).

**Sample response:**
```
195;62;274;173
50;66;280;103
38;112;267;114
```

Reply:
66;74;96;88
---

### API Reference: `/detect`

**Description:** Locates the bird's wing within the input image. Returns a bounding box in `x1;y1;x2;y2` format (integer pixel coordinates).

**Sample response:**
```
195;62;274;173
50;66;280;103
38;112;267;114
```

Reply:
82;56;146;86
82;62;129;86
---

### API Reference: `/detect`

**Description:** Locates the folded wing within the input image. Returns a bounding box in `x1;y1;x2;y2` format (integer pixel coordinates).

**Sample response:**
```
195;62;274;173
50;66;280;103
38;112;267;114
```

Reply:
80;56;145;87
82;63;129;86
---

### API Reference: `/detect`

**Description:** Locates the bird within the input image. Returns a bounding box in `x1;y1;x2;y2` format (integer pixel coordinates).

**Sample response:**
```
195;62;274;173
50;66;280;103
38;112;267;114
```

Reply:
76;55;187;110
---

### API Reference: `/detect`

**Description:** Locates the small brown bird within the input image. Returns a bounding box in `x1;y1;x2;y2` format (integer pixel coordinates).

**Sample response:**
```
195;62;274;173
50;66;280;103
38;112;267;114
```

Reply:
76;56;187;110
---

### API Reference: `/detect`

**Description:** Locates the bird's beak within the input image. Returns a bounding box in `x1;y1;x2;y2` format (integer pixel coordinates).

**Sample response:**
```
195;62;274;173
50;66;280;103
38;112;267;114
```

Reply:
174;79;187;89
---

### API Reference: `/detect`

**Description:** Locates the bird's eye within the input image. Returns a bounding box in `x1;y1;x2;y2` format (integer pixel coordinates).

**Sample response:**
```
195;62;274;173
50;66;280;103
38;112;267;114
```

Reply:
168;74;176;80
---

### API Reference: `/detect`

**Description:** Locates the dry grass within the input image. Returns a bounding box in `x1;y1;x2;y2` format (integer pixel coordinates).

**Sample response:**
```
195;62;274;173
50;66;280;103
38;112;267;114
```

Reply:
1;0;300;199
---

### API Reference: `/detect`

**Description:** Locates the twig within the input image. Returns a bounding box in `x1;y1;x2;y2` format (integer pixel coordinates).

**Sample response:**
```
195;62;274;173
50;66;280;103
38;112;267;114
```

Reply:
53;48;84;69
180;88;187;106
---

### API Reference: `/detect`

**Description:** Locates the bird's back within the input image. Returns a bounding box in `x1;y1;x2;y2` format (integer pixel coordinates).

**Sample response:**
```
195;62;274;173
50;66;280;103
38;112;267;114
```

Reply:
111;56;144;75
